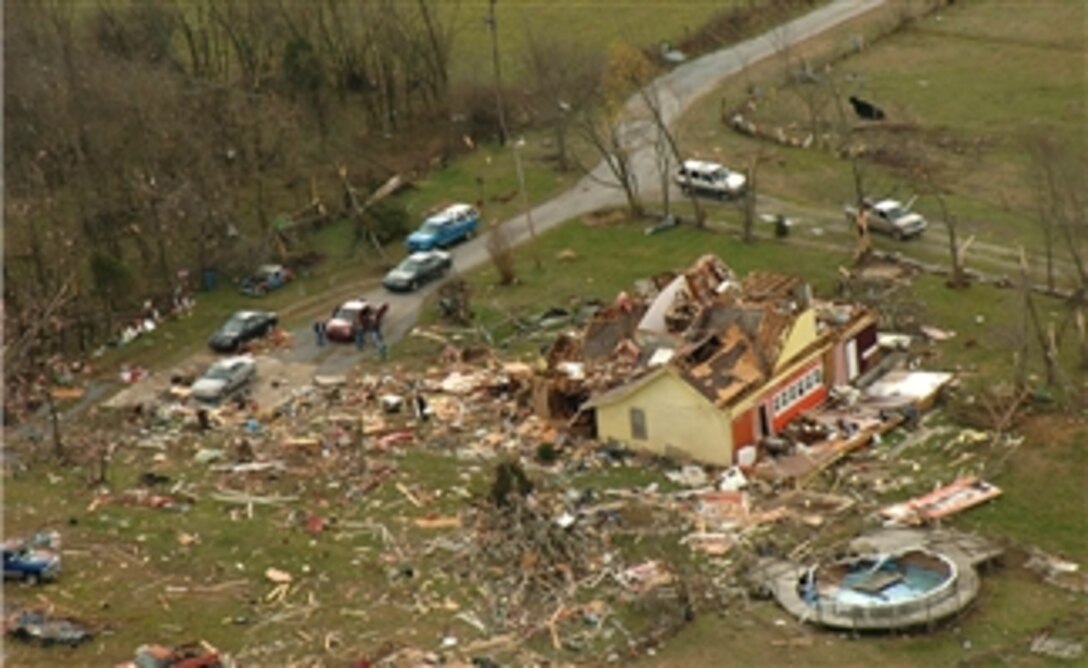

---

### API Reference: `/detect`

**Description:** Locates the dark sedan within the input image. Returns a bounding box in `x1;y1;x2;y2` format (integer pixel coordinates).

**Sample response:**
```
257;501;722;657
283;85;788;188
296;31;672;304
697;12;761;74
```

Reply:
208;310;278;353
383;250;452;292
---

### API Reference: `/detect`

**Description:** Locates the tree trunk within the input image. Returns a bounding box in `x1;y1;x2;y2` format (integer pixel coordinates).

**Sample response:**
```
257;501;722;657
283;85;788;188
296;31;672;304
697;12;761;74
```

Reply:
487;0;509;146
743;165;756;243
933;192;967;288
418;0;450;102
554;121;569;172
637;85;705;227
1077;307;1087;372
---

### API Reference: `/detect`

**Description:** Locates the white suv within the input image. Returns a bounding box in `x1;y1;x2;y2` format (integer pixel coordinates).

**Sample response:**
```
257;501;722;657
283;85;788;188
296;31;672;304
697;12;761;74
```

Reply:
675;159;747;200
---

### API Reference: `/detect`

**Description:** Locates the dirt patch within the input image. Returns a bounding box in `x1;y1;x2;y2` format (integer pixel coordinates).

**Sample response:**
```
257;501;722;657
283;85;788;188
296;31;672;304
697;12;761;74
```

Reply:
856;259;916;283
1015;413;1086;449
103;352;318;418
582;208;630;228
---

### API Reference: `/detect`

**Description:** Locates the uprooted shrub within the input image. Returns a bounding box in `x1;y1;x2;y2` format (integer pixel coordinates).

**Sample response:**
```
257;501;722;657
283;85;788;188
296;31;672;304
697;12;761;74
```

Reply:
361;200;412;246
535;442;559;465
489;460;534;508
437;277;473;325
464;462;600;629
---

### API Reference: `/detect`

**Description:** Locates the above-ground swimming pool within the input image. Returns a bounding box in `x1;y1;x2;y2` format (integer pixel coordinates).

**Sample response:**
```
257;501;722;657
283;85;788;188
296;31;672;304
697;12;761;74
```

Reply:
765;530;993;631
800;549;958;616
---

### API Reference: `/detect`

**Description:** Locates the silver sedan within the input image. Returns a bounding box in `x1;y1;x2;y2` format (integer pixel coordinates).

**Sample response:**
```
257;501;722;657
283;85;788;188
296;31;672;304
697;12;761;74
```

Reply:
190;355;256;403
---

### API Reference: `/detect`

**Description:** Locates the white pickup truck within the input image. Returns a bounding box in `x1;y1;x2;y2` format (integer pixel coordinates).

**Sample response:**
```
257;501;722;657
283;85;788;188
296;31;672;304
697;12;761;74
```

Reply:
844;198;928;240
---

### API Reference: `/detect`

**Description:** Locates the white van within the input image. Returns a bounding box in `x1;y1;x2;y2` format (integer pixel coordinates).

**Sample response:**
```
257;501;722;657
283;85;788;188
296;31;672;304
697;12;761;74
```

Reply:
675;159;747;199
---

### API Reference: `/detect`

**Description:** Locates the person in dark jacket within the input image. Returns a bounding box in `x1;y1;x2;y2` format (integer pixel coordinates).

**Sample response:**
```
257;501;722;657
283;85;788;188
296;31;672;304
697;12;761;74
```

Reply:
371;303;390;359
355;306;371;351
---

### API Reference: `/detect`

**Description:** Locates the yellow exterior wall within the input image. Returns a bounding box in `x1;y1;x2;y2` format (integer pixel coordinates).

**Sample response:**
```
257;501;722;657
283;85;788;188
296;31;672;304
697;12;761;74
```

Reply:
595;370;735;465
775;308;818;372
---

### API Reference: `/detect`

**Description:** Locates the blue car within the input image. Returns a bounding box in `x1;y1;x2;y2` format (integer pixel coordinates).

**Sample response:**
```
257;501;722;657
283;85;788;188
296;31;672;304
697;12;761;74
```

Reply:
3;546;60;584
406;203;480;252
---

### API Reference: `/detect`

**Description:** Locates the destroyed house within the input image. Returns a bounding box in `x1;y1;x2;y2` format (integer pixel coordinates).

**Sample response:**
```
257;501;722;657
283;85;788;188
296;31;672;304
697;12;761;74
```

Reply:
586;265;879;466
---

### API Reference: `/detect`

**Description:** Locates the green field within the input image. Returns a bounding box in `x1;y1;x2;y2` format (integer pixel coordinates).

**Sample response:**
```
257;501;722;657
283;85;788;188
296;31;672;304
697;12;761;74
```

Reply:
448;0;733;82
674;0;1086;283
5;1;1087;666
7;202;1085;665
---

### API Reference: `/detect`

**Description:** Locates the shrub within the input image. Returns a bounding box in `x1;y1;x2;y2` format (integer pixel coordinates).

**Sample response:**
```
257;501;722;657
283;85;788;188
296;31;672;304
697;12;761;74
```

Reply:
536;443;558;464
486;222;517;285
364;200;412;245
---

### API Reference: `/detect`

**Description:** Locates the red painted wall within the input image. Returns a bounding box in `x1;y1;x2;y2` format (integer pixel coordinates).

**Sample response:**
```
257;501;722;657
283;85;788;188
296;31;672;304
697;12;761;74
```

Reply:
772;385;826;432
731;407;755;450
764;360;827;433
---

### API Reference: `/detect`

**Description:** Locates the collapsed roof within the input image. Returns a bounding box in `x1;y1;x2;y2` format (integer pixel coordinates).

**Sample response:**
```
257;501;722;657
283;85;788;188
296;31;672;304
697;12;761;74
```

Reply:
538;254;876;419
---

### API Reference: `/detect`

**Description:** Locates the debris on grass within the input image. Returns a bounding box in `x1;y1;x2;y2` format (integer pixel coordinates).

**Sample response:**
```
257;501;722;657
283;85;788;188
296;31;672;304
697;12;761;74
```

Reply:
5;609;95;647
1030;634;1084;661
881;477;1001;526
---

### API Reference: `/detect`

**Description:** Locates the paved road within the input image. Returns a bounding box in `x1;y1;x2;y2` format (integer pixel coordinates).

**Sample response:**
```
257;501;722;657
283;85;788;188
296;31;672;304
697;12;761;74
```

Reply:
8;0;888;436
290;0;887;376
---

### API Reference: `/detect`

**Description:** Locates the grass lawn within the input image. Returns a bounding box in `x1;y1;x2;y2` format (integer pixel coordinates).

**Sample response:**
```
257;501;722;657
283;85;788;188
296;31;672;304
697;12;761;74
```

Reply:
674;0;1086;277
86;136;579;376
7;2;1086;665
6;209;1085;666
445;1;812;83
644;567;1087;667
465;218;847;327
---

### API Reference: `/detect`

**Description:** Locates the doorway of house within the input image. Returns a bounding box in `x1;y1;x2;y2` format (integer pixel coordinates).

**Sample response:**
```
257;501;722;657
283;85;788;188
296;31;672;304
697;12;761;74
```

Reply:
758;404;771;437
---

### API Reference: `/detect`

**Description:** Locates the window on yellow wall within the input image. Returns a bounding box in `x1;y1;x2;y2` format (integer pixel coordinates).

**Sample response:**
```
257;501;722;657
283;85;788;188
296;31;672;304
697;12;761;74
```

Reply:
629;408;647;440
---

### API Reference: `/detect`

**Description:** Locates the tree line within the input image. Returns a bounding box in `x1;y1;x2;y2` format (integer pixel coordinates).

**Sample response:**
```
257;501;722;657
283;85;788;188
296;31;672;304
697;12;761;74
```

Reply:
3;0;817;436
6;1;452;349
2;0;603;362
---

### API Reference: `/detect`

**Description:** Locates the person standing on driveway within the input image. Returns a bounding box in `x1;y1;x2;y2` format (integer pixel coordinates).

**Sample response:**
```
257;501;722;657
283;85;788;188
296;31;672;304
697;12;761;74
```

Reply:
314;320;326;346
371;303;389;360
355;305;371;351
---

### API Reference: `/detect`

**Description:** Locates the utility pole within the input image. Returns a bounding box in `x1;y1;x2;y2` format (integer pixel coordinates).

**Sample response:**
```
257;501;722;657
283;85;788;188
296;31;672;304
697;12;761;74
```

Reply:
485;0;509;146
513;138;541;269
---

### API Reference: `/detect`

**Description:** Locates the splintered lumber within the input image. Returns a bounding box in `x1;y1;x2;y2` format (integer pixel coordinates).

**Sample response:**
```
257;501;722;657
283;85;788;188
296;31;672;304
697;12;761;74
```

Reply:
396;483;423;508
413;516;462;530
881;477;1002;525
211;491;299;506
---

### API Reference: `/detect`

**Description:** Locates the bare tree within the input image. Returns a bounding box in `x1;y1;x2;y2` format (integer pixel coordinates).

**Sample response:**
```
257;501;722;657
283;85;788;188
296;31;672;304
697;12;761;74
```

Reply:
791;62;832;140
913;166;970;289
208;0;281;91
740;147;771;244
1018;249;1062;387
415;0;456;106
485;0;509;145
571;43;664;219
1023;130;1087;300
1077;307;1087;373
652;110;674;224
636;83;706;227
176;0;233;81
825;70;867;209
768;21;794;83
487;220;517;286
575;106;643;217
523;31;602;172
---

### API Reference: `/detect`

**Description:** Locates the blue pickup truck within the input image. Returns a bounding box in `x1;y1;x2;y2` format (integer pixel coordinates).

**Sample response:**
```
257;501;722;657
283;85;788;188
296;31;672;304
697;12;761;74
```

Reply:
406;203;480;252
